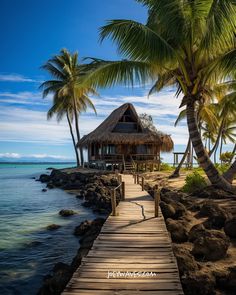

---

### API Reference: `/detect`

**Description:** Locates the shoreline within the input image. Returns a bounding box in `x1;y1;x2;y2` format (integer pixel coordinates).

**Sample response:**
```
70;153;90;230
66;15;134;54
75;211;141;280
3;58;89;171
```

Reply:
37;169;121;295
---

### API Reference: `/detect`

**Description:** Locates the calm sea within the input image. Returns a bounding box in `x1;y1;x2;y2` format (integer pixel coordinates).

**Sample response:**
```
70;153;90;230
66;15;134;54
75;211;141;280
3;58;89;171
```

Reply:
0;163;97;295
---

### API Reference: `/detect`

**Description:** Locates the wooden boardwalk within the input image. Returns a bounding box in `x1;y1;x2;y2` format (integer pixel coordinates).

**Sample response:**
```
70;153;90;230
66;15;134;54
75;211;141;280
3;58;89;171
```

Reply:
63;174;183;295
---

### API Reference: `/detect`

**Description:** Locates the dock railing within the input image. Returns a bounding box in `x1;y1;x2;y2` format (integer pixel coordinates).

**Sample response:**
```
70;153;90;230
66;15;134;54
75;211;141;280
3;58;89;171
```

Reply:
111;173;125;216
133;173;161;217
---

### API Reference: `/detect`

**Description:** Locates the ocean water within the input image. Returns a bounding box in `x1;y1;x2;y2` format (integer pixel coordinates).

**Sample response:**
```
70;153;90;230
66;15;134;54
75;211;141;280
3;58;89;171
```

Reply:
0;163;97;295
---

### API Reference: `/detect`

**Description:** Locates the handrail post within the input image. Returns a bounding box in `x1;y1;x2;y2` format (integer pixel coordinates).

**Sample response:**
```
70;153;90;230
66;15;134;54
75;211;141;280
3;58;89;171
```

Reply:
137;174;139;184
122;181;125;200
141;177;144;191
111;189;117;216
134;174;136;184
154;188;160;217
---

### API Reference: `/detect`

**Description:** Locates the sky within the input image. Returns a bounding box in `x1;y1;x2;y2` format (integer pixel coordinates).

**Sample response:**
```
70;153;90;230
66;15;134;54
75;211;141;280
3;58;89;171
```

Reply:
0;0;227;163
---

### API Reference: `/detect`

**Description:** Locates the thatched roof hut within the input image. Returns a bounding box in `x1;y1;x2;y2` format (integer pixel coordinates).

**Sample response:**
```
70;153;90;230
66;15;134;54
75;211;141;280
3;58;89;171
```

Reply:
78;103;173;152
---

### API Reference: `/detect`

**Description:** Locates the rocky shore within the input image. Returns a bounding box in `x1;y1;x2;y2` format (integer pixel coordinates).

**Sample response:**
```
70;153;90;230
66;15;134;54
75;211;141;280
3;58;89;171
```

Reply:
37;168;236;294
37;169;121;295
150;185;236;295
39;168;121;214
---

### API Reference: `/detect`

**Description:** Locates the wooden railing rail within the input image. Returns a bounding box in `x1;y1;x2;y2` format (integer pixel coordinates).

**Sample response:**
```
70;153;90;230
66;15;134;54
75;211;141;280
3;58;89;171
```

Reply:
111;173;125;216
133;173;161;217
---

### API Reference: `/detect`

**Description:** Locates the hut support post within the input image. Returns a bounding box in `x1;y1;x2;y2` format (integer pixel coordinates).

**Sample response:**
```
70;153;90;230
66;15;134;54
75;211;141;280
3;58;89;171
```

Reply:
141;177;144;191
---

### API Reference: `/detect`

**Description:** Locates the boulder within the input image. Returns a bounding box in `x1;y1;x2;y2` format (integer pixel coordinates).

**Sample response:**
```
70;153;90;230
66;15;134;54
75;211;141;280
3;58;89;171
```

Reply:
192;230;230;261
226;265;236;290
213;268;229;289
193;185;234;199
172;245;199;276
74;220;91;236
46;224;61;231
59;209;76;217
198;201;230;229
182;271;216;295
166;218;189;243
189;223;206;242
160;201;176;219
171;201;187;219
42;188;47;192
224;218;236;238
39;174;51;183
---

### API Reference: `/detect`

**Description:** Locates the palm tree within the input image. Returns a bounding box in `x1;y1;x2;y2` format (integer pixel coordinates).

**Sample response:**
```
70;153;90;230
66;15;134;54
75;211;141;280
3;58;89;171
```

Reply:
170;102;218;177
40;49;97;166
83;0;236;191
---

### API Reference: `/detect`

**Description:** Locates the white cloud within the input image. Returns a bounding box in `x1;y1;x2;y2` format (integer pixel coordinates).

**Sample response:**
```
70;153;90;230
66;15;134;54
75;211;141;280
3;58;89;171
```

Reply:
0;91;51;106
0;89;188;146
0;74;40;83
0;152;72;160
0;153;21;158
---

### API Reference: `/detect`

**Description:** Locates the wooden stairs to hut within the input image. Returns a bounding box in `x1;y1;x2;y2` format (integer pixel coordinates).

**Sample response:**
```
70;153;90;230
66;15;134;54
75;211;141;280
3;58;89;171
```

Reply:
62;174;183;295
123;161;135;173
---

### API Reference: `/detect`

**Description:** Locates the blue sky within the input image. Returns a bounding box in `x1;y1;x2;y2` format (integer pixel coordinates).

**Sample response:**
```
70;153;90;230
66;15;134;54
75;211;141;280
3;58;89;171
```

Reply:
0;0;216;162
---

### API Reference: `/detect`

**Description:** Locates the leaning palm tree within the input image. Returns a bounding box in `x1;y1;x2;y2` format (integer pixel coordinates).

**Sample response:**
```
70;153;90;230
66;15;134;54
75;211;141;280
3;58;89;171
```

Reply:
84;0;236;191
40;49;97;166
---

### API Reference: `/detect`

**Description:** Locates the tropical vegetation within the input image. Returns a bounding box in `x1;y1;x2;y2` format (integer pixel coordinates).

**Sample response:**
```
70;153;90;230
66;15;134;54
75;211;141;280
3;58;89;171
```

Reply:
82;0;236;191
40;49;97;166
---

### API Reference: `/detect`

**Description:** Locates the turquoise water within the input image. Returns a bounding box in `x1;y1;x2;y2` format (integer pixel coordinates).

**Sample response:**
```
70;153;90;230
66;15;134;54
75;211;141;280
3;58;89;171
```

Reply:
0;163;97;295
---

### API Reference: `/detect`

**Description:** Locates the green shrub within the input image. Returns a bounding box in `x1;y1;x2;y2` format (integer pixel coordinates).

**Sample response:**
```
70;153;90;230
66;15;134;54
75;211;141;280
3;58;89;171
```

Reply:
182;171;207;193
160;163;173;171
220;152;234;164
215;163;230;174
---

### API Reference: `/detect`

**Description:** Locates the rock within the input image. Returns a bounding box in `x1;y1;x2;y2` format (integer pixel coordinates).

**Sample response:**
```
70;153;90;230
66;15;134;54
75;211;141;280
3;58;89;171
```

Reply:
213;268;229;289
160;201;176;219
182;271;216;295
59;209;76;217
39;174;51;183
46;182;54;189
166;218;189;243
37;262;73;295
42;188;47;192
192;230;230;261
46;224;61;231
193;185;234;199
74;220;91;236
198;201;230;229
189;223;206;242
76;193;84;199
173;245;199;276
171;201;187;219
227;265;236;290
224;218;236;238
81;201;92;207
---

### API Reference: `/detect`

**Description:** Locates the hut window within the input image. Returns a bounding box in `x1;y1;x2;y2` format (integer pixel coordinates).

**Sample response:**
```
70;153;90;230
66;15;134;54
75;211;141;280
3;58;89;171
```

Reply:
136;145;147;154
104;144;116;154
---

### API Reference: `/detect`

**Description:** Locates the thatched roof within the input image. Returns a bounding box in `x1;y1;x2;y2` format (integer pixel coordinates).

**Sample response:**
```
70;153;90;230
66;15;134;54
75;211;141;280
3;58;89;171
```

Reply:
78;103;173;152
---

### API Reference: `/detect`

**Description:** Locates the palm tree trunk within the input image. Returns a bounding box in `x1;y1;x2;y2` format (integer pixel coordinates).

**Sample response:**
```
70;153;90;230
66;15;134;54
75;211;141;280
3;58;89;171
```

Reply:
223;159;236;184
229;144;236;164
186;100;235;191
219;137;223;165
169;137;191;178
209;119;224;157
72;93;84;166
66;112;80;167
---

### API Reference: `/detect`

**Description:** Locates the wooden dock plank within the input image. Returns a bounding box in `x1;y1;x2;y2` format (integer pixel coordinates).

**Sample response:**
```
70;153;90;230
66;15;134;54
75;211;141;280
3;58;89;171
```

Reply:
62;174;183;295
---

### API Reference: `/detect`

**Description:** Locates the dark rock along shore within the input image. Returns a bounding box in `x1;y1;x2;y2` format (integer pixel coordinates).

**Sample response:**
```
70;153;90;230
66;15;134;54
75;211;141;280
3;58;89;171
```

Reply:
37;169;121;295
38;169;236;295
156;186;236;295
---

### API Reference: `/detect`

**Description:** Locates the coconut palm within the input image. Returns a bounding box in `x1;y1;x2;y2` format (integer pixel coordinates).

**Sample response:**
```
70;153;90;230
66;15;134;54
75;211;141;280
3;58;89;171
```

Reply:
40;49;97;166
170;102;218;177
83;0;236;191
